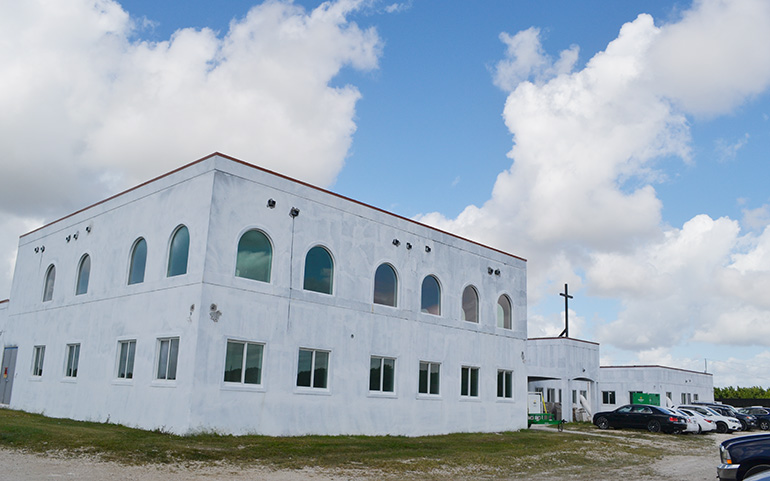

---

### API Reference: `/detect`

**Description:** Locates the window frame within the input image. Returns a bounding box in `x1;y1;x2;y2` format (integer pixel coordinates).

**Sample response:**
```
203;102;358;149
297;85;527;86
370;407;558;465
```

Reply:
296;348;330;391
116;339;137;380
602;390;616;404
497;294;512;329
303;245;334;295
64;343;80;378
128;237;147;285
420;275;441;316
497;369;513;399
75;254;91;296
155;337;180;381
461;285;479;323
32;345;45;377
42;264;56;302
166;225;190;278
369;355;396;395
223;339;265;387
235;229;273;283
373;263;398;307
418;361;441;396
460;366;480;398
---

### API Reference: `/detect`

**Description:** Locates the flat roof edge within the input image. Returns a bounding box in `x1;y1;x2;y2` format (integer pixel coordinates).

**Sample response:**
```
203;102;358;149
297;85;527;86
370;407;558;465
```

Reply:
601;364;713;376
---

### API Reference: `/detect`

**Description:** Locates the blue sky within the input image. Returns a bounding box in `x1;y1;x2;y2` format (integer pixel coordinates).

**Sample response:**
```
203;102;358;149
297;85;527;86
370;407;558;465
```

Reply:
2;0;770;387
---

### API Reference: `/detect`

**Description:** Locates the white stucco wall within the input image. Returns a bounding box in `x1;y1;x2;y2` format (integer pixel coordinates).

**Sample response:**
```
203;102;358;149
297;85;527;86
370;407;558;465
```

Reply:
1;154;529;436
525;337;600;421
598;365;714;411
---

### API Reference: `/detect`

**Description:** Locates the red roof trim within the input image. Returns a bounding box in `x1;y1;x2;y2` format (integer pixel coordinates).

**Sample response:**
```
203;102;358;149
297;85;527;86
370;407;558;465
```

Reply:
600;364;712;376
21;152;526;262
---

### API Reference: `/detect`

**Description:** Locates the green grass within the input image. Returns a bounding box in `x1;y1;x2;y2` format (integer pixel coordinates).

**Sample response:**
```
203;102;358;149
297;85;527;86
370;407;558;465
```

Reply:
0;410;714;479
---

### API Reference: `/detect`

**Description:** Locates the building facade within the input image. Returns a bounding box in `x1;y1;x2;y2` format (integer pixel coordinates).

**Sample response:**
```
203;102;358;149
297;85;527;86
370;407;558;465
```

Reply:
0;153;529;436
598;365;714;410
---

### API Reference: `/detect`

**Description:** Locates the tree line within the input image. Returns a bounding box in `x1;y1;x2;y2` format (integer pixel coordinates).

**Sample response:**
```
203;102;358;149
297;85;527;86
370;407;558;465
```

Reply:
715;386;770;399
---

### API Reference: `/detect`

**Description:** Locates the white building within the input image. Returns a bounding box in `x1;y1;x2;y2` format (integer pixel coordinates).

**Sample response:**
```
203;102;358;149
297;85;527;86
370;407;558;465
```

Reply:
526;337;600;422
0;153;529;436
598;365;713;410
524;336;713;421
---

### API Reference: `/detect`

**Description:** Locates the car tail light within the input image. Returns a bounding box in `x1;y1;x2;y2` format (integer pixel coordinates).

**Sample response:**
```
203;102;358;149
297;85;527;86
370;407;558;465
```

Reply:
669;416;681;422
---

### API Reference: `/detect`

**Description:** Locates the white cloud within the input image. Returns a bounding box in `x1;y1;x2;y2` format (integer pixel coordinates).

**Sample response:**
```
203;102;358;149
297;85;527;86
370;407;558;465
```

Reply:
419;0;770;358
0;0;382;298
715;133;749;163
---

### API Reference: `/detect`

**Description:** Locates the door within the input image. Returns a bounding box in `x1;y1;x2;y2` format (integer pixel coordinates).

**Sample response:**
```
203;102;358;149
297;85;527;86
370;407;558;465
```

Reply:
1;347;18;405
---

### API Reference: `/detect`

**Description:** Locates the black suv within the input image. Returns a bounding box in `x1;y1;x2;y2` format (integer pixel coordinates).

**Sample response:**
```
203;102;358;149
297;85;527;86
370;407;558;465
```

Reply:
695;402;757;431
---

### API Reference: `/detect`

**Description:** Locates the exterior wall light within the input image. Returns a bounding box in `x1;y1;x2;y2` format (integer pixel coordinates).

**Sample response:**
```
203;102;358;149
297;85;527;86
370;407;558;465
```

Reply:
267;198;276;208
494;269;501;276
425;246;431;252
85;225;92;233
406;242;412;250
66;235;71;242
289;207;300;217
488;267;493;274
392;239;400;246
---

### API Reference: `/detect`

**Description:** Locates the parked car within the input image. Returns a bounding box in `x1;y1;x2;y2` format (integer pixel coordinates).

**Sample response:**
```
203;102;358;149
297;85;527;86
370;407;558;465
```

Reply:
696;402;757;431
739;408;770;430
718;433;770;480
593;404;688;434
677;404;742;433
678;407;717;433
672;408;701;433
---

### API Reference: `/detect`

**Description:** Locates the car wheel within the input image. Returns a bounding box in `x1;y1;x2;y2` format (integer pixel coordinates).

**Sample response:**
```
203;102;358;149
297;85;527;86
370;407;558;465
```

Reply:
698;425;703;434
647;420;661;433
744;464;770;478
716;422;728;434
760;420;770;430
596;417;610;430
740;420;748;431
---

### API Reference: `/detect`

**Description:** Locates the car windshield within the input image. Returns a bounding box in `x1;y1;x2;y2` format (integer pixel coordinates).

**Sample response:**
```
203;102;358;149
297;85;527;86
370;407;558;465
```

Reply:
658;407;676;415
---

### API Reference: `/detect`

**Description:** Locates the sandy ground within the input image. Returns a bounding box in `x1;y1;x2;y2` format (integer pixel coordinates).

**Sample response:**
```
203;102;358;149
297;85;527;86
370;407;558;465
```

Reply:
0;429;731;480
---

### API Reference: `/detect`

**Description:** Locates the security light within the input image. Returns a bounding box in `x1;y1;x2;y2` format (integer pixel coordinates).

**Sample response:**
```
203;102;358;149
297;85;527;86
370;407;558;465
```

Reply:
392;239;400;246
267;198;276;208
289;207;300;217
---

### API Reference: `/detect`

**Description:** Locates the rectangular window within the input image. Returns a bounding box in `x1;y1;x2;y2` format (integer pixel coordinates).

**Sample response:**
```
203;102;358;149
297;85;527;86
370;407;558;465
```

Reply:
460;366;479;397
666;391;672;402
156;337;179;380
32;345;45;376
694;393;699;401
117;340;136;379
681;392;687;404
572;389;577;404
369;356;395;392
497;370;513;398
65;344;80;378
602;391;616;404
296;348;329;389
224;341;264;385
418;361;440;395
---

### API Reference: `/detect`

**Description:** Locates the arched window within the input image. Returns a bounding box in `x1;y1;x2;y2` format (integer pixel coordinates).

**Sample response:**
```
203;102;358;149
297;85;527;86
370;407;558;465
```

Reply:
497;294;512;329
303;246;333;294
128;238;147;285
421;275;441;315
75;254;90;295
43;264;56;302
373;263;397;307
461;285;479;323
167;225;189;277
235;229;272;283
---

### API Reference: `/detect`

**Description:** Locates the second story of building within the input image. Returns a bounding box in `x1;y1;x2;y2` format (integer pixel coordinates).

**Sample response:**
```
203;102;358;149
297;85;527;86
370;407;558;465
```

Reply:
8;154;528;338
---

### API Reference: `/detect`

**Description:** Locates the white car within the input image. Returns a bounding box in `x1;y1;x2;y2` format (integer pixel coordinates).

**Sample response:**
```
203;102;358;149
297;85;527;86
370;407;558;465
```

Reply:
676;404;741;433
672;409;701;434
677;407;717;433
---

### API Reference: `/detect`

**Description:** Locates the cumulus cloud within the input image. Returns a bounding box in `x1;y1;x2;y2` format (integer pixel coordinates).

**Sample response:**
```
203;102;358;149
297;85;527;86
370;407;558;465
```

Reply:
417;0;770;356
0;0;381;298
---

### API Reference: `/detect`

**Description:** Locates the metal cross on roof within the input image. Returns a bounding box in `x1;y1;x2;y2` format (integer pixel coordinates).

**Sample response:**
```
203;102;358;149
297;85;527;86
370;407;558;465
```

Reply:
558;283;573;338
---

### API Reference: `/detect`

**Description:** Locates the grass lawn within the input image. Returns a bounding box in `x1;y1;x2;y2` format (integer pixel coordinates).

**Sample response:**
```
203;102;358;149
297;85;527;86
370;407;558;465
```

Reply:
0;409;714;478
